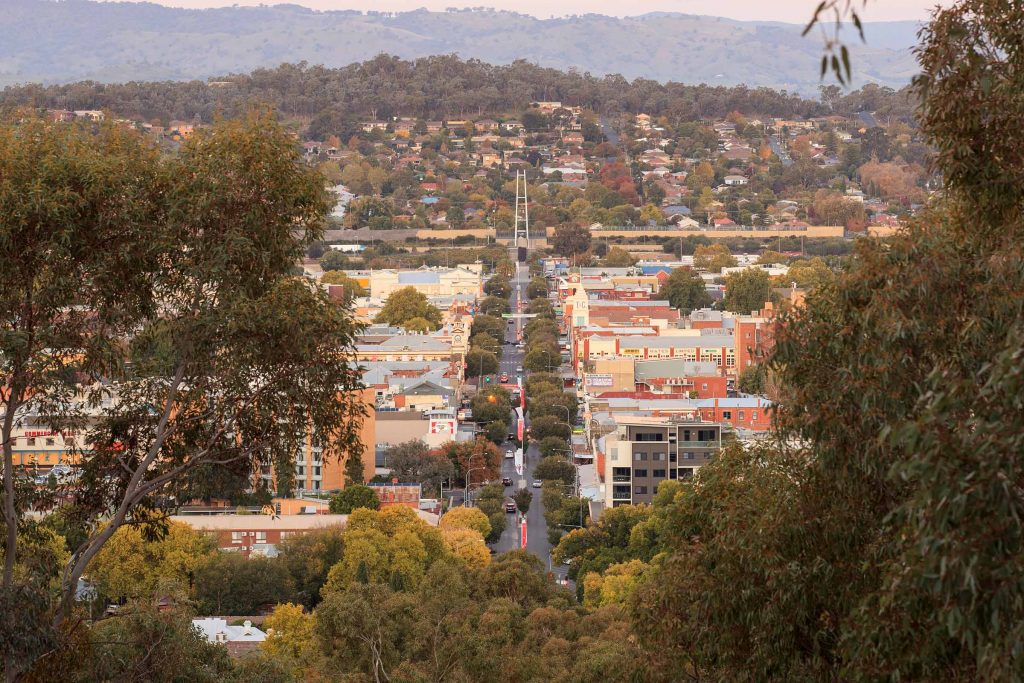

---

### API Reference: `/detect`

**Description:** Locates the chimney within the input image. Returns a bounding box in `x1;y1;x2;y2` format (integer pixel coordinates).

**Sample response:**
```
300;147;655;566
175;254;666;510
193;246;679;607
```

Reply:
242;620;253;636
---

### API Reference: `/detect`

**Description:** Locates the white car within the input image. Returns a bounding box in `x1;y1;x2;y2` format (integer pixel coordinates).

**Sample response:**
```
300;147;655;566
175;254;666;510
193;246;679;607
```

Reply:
532;480;542;488
516;366;524;374
505;450;514;459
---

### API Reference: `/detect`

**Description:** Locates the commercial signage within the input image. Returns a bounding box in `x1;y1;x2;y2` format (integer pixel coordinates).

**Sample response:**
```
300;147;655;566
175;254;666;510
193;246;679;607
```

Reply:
429;419;457;435
520;518;528;548
586;374;614;387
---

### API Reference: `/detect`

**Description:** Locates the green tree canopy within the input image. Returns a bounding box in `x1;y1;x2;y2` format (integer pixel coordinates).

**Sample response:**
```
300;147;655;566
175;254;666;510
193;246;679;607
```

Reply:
660;267;712;313
533;456;576;487
723;268;772;314
193;553;295;615
478;295;510;317
375;287;442;329
526;276;549;299
329;485;381;514
382;440;453;497
465;349;499;378
551;224;592;257
471;314;505;342
483;275;512;299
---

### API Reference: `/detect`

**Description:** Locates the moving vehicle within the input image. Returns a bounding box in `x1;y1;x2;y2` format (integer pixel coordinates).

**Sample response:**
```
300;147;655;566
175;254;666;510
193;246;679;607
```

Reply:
515;366;523;374
500;373;509;382
532;480;542;488
505;449;514;459
505;501;517;513
502;477;513;486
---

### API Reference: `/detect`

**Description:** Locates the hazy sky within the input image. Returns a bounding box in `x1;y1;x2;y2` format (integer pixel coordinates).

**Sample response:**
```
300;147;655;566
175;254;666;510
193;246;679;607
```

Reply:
131;0;944;23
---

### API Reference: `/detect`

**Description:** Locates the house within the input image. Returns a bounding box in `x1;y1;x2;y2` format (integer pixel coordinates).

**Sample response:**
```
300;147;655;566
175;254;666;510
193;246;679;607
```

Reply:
723;175;749;186
561;131;585;145
192;618;267;657
501;120;524;134
475;118;499;132
73;110;104;122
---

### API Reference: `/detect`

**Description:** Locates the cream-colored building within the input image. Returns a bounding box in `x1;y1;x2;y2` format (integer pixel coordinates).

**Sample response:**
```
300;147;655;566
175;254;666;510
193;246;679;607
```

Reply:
368;265;483;299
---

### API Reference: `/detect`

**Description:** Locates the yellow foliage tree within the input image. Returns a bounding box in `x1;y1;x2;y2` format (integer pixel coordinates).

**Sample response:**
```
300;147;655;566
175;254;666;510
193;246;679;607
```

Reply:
88;521;214;600
261;602;317;675
322;506;445;596
442;528;491;569
439;506;492;538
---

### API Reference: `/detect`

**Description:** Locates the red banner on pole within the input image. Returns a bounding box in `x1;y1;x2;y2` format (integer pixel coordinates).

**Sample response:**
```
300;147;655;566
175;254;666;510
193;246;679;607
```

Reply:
520;518;527;548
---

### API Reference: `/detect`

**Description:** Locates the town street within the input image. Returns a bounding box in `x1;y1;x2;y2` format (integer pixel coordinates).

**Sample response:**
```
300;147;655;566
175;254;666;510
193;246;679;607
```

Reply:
491;262;566;581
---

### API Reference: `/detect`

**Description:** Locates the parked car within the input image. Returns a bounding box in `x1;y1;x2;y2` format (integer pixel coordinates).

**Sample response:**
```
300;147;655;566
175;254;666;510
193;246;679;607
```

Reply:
500;373;509;382
505;501;517;513
502;477;513;486
532;480;542;488
516;366;524;373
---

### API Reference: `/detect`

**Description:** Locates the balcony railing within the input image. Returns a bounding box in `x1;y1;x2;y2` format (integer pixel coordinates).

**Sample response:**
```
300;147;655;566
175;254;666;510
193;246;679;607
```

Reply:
679;440;720;448
612;475;631;483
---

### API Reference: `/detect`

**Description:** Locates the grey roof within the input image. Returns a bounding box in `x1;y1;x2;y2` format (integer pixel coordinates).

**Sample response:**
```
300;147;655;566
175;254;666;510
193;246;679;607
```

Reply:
635;359;720;379
373;335;451;351
400;380;453;397
398;271;440;285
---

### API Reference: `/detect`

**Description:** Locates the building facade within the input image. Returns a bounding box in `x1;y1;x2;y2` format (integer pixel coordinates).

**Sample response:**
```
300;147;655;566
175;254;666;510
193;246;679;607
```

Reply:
602;417;723;507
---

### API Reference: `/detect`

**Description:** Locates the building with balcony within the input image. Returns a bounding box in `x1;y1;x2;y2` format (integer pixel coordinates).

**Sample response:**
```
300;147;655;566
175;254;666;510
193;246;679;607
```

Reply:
601;416;723;507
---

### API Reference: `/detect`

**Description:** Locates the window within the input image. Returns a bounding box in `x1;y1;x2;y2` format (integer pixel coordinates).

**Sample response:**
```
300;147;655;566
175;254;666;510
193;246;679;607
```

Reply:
313;466;321;477
679;467;694;479
634;486;648;495
45;438;55;446
722;411;732;419
738;411;745;420
669;453;677;463
752;411;759;421
255;531;266;543
635;432;665;442
669;470;678;479
635;452;648;461
297;467;305;476
26;438;35;447
702;383;708;390
653;469;666;478
653;452;665;461
683;452;695;460
634;469;648;478
231;532;242;544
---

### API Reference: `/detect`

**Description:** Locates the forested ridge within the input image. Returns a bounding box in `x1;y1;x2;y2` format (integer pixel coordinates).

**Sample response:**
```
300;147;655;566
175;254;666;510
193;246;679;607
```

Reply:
0;55;916;133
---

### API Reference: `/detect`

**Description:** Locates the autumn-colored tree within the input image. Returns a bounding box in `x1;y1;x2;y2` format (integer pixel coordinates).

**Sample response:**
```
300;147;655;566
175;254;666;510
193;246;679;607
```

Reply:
603;247;636;267
261;602;318;676
693;244;738;273
439;506;492;539
88;522;214;602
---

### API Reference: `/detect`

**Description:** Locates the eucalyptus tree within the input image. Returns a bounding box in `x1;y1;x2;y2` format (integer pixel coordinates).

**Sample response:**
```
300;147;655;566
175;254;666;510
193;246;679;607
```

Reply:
0;112;365;678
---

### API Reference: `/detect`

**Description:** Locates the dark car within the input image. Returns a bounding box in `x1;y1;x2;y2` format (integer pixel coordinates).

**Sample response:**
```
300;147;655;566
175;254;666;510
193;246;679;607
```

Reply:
502;477;513;486
505;502;517;513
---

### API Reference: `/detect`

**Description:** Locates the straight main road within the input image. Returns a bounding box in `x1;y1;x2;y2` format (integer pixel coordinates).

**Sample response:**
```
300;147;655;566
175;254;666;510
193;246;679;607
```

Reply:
491;262;566;580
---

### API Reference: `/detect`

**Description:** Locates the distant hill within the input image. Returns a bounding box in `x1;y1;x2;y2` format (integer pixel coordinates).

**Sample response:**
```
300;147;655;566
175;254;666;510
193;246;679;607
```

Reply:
0;1;921;92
